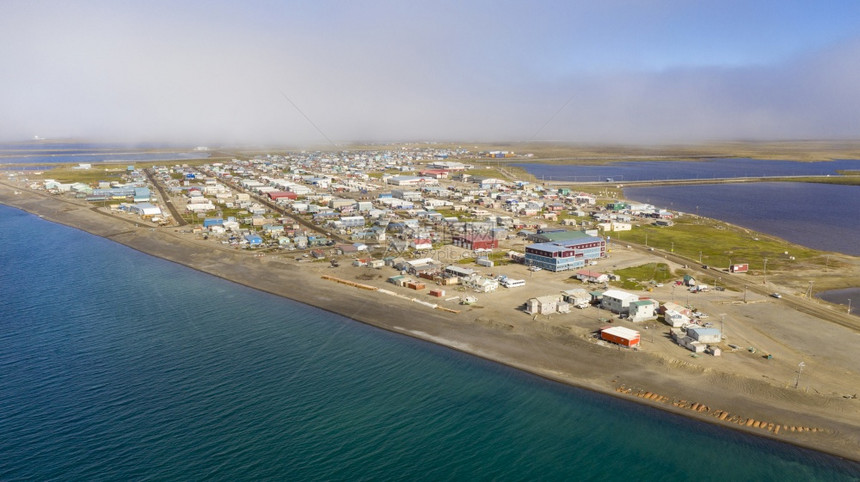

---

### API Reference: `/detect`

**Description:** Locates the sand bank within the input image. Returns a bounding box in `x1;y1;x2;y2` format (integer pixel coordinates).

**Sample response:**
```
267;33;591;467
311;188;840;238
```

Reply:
1;182;858;462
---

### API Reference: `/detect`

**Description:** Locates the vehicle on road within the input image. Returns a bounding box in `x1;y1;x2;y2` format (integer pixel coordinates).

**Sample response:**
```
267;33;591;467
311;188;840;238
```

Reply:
770;293;782;299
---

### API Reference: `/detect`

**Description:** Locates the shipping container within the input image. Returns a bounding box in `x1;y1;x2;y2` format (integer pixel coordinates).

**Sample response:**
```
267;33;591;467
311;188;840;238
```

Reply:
600;326;640;347
730;263;749;273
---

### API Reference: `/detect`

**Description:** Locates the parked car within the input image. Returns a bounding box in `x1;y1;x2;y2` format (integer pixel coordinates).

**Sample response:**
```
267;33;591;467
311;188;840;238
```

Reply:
770;293;782;299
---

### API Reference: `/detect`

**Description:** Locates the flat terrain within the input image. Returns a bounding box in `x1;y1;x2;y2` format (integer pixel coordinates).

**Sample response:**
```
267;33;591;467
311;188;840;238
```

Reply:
2;179;859;461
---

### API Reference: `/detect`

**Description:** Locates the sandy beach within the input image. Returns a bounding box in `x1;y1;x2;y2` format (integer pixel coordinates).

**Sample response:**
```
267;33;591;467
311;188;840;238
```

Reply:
2;181;859;462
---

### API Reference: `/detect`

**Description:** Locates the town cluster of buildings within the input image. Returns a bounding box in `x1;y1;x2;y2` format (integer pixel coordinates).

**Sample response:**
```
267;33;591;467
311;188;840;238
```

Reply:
522;270;722;353
33;146;725;355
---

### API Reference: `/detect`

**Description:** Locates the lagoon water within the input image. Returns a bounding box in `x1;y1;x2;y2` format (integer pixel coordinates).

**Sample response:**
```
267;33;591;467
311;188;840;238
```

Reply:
0;141;209;164
1;204;859;480
515;158;860;182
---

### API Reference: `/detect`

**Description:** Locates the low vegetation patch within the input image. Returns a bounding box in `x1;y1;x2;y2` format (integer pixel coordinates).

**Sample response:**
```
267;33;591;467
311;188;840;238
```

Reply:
612;263;674;290
618;217;822;272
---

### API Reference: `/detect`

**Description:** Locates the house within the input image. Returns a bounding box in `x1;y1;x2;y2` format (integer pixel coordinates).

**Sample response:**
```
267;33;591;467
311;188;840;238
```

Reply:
600;289;640;314
575;269;609;283
445;265;476;279
663;309;690;328
525;294;563;315
410;238;433;251
244;234;263;246
339;216;366;228
660;302;692;318
465;276;499;293
561;289;591;308
628;299;658;322
671;329;706;353
686;327;722;343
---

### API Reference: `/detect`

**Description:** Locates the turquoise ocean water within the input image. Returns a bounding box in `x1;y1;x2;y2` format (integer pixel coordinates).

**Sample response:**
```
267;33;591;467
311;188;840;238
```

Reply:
1;204;858;480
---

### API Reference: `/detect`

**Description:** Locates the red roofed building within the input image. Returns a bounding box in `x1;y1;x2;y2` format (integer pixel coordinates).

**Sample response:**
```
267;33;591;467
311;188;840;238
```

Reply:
452;233;499;250
268;191;298;201
418;169;449;179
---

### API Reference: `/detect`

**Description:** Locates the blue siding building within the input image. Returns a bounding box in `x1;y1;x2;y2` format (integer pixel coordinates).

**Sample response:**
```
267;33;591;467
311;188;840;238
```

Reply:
524;236;606;272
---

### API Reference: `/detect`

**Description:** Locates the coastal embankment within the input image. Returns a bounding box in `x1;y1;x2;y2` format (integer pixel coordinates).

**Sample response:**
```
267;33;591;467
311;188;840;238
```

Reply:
1;181;859;462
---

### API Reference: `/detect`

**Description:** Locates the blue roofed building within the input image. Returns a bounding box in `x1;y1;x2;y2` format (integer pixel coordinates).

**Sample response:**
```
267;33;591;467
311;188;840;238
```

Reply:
133;187;151;203
244;234;263;246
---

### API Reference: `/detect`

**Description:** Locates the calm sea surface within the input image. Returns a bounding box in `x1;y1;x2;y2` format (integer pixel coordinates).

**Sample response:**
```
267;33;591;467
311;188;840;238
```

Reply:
1;204;858;480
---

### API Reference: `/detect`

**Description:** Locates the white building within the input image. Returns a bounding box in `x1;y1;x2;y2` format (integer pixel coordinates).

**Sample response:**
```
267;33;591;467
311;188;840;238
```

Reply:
600;289;640;314
628;299;658;322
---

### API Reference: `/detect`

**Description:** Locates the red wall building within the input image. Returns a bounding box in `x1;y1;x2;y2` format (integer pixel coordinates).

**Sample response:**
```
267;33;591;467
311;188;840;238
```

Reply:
452;234;499;250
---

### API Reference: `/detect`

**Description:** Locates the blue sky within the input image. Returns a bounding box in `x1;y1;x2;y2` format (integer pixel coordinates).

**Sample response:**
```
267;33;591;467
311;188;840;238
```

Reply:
3;0;860;145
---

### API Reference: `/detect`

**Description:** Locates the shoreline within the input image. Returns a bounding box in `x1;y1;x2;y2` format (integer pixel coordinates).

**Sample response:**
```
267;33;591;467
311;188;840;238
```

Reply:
1;182;859;464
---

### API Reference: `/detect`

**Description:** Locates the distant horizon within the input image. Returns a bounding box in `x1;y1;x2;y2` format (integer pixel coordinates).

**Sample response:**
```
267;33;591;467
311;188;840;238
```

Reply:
4;2;860;145
7;137;860;152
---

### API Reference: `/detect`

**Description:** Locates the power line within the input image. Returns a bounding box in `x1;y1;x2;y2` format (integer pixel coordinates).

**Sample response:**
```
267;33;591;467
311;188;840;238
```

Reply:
279;90;337;147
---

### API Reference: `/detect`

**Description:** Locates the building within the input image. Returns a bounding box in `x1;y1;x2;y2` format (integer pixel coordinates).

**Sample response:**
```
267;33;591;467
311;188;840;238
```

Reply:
730;263;749;273
445;265;476;279
452;233;499;251
663;309;690;328
203;217;224;228
686;327;722;343
127;202;161;217
464;276;499;293
600;289;640;314
410;238;433;251
525;294;565;315
244;234;263;246
575;269;609;283
671;329;706;353
133;187;151;203
268;191;298;201
600;326;640;347
339;216;366;228
628;299;658;322
561;289;591;308
524;235;606;272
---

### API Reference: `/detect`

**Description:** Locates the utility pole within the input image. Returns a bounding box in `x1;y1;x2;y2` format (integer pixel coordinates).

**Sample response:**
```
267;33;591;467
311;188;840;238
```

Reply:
794;361;805;389
699;251;702;264
763;257;767;285
849;298;853;315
